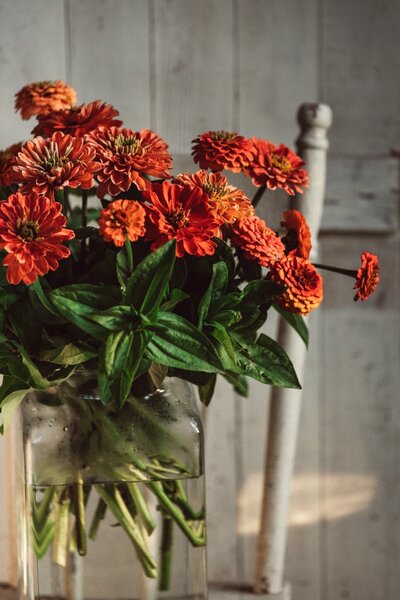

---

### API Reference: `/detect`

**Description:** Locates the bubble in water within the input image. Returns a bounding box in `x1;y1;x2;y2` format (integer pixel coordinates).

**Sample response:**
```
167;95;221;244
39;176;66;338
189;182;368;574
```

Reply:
48;418;55;428
63;426;69;432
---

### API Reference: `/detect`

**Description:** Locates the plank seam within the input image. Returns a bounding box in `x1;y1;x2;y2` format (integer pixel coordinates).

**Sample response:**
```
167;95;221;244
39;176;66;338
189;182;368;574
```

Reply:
63;0;72;84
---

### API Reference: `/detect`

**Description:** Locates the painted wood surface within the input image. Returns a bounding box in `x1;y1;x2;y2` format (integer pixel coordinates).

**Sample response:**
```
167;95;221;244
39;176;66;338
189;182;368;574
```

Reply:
0;1;398;599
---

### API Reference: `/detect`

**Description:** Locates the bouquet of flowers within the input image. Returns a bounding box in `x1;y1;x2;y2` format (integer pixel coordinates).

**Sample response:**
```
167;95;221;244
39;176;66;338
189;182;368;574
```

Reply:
0;80;380;587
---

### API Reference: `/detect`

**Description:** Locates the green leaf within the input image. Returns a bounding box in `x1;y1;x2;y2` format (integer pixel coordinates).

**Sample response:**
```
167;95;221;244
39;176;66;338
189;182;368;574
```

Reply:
0;289;20;310
119;332;146;403
198;373;217;406
161;288;189;311
39;343;97;365
116;245;133;289
198;262;228;329
233;333;301;389
223;372;249;397
274;305;309;347
87;306;133;332
146;312;223;373
125;240;176;316
11;343;76;389
0;376;31;434
148;362;168;388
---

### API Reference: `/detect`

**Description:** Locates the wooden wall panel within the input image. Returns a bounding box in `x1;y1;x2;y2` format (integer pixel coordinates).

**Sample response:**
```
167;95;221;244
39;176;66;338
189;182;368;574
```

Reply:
67;0;151;128
237;0;318;146
153;0;234;154
0;0;67;147
322;0;400;155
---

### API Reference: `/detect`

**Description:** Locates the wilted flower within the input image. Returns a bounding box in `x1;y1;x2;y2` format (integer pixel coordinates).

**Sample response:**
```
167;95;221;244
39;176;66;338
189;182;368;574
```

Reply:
0;192;74;285
15;80;77;120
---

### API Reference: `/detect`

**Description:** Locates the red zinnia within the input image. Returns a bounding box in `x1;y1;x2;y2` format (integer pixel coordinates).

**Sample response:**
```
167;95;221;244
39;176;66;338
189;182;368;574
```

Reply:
0;142;23;186
143;181;221;257
11;132;99;199
230;215;285;268
99;199;146;247
267;255;323;315
191;130;255;173
32;100;122;138
354;252;380;301
0;192;74;285
90;127;172;198
245;138;308;195
15;80;77;120
175;170;254;224
280;209;312;259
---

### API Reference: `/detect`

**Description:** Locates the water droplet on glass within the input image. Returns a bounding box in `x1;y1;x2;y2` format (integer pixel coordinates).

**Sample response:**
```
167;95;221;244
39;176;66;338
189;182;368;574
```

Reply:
63;426;69;432
48;418;55;428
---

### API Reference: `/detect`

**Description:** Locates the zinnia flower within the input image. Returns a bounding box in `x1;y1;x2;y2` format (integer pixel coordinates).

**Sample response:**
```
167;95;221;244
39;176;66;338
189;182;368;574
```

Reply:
15;80;77;120
32;100;122;138
90;127;172;198
143;181;221;257
230;215;285;268
354;252;380;301
191;130;255;173
11;132;99;198
99;199;146;247
0;192;74;285
245;138;308;195
0;142;22;186
175;170;254;224
267;255;323;315
280;209;312;259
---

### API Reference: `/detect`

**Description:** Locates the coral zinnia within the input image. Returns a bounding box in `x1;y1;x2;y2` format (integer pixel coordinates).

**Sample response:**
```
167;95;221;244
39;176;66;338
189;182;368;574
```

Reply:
175;170;254;224
245;138;308;195
143;181;221;257
354;252;380;301
230;215;285;268
99;199;146;247
11;132;99;198
267;255;323;315
191;130;255;173
90;127;172;198
32;100;122;138
0;142;22;186
280;209;312;259
0;192;74;285
15;80;77;120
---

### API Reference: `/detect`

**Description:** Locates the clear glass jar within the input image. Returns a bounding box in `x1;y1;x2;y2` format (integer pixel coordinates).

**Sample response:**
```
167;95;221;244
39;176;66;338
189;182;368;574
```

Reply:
15;375;207;600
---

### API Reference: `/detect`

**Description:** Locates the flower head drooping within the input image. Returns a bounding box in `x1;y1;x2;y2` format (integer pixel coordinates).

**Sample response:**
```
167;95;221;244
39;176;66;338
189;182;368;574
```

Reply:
99;199;146;247
143;181;221;257
230;215;285;268
15;81;77;120
0;192;74;285
32;100;122;138
0;142;23;186
90;127;172;198
11;132;99;198
267;255;323;315
280;209;312;259
353;252;380;301
245;138;308;195
175;171;254;224
191;130;255;173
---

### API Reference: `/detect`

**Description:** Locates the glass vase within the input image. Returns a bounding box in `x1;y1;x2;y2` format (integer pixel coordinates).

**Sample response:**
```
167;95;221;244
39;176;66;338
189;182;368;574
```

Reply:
15;375;207;600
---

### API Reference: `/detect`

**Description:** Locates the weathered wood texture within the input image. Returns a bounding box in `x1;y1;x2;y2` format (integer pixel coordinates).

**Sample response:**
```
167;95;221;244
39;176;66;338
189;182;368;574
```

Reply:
0;1;399;599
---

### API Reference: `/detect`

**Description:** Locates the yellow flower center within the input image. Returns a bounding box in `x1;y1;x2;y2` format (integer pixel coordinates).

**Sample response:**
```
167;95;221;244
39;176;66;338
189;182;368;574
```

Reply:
202;181;227;198
271;154;292;173
17;219;39;241
210;130;237;142
42;142;72;170
113;134;143;156
167;207;189;229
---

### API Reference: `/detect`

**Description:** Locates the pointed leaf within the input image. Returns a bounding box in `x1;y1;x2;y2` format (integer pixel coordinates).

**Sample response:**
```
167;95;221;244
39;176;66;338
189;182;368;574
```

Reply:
274;305;309;347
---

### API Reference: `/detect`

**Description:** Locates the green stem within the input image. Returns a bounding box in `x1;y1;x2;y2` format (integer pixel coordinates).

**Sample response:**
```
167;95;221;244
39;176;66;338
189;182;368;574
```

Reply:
159;514;173;591
125;238;133;272
173;480;204;520
126;482;156;534
88;498;107;541
313;263;357;278
72;481;87;556
251;185;267;208
32;487;55;529
52;487;71;567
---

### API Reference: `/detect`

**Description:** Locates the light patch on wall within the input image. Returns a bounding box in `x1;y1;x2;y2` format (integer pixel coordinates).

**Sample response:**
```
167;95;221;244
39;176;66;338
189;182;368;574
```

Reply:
237;472;377;534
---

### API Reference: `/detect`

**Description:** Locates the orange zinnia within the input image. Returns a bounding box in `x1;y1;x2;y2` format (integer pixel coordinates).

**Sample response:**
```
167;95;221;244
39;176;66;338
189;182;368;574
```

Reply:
0;192;74;285
267;255;323;315
230;215;285;268
281;209;312;259
11;132;99;198
245;138;308;195
191;130;255;173
32;100;122;138
175;171;254;224
90;127;172;198
99;199;146;247
354;252;380;301
0;142;23;186
15;81;77;120
143;181;221;257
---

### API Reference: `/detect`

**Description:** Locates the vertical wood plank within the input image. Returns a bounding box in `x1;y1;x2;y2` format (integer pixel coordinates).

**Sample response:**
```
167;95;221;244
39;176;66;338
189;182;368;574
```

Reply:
322;0;400;154
0;0;67;147
237;0;318;145
67;0;151;128
0;434;9;582
153;0;235;154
